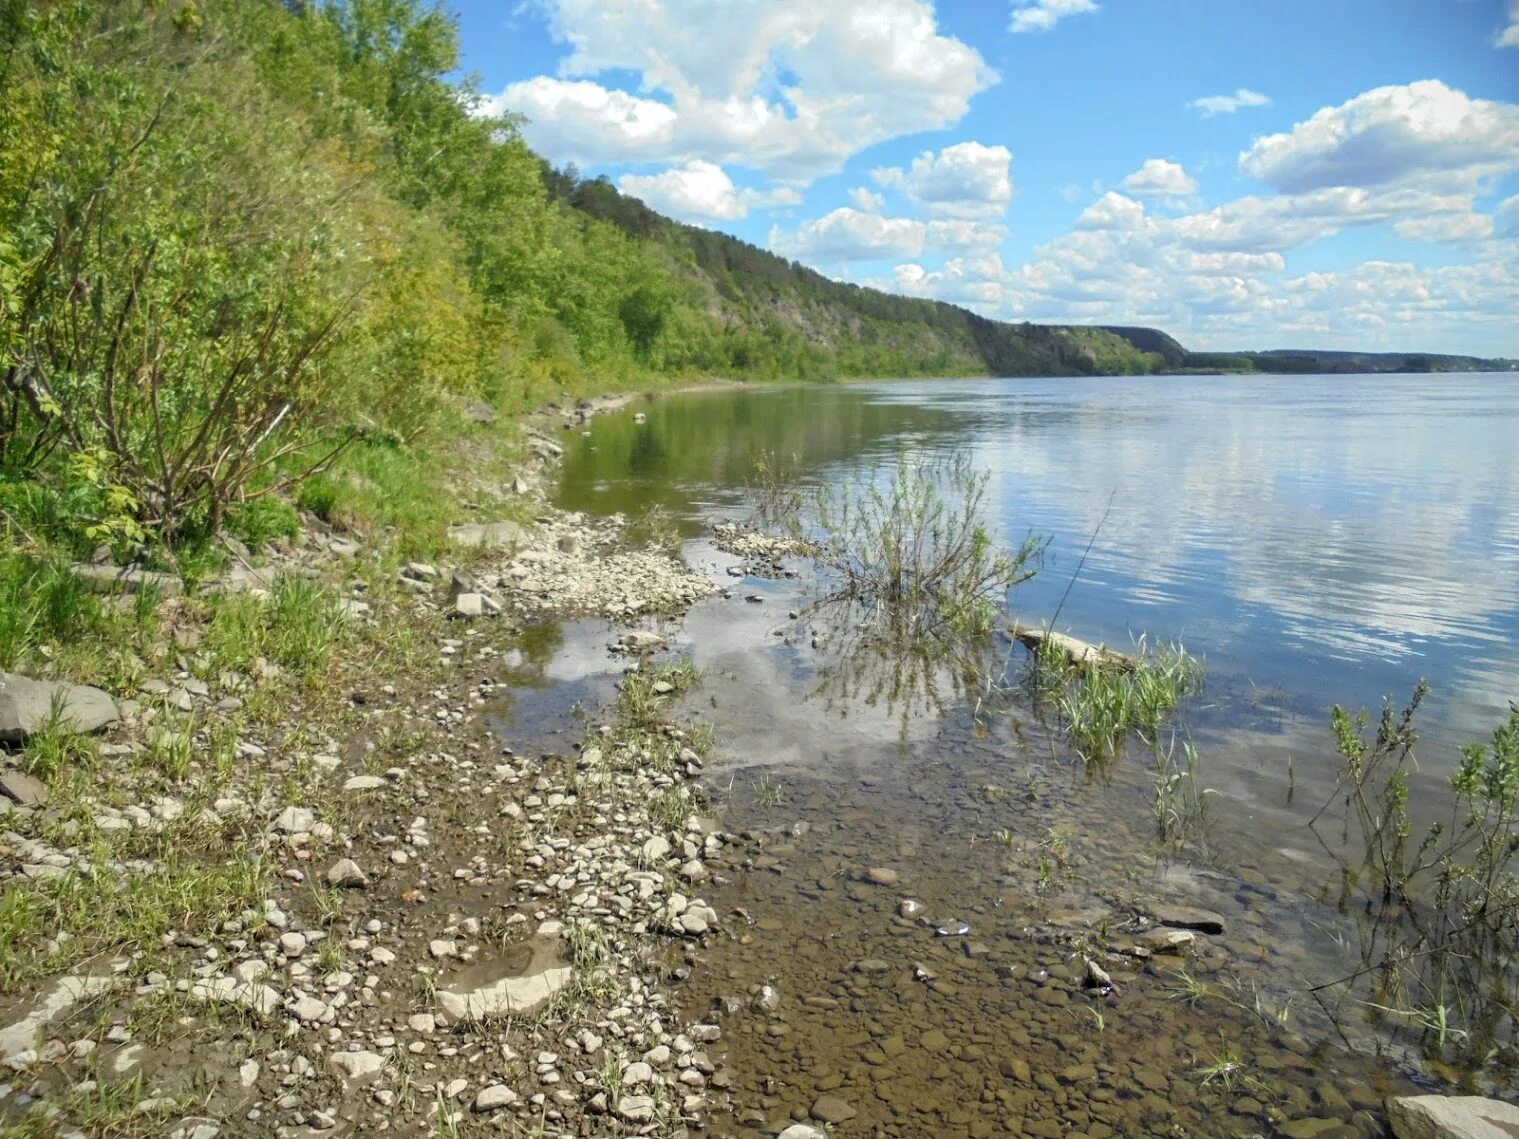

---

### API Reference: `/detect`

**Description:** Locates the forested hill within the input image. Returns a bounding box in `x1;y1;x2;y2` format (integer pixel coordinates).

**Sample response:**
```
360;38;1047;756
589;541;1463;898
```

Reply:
548;172;1163;378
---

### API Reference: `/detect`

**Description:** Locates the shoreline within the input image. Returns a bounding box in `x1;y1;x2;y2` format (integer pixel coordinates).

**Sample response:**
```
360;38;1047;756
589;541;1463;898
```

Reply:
0;415;749;1136
2;385;1514;1137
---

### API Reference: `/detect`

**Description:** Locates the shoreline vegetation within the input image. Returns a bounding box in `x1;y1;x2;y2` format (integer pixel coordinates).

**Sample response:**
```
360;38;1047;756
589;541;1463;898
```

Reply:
3;2;1519;1137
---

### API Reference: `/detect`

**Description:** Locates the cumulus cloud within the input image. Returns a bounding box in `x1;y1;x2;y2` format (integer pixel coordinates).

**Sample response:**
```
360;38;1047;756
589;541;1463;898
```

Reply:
1008;0;1099;34
875;142;1015;217
769;209;1007;263
1392;212;1496;243
484;0;994;181
849;187;885;211
1499;1;1519;47
770;208;928;261
1077;191;1150;231
890;256;1010;308
1171;186;1475;253
1120;158;1199;198
1188;88;1271;117
617;161;802;222
1239;80;1519;194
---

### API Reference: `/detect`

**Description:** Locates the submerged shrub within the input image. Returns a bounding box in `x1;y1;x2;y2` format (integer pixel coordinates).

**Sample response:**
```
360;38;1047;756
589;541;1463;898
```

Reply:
765;450;1043;642
1314;690;1519;1074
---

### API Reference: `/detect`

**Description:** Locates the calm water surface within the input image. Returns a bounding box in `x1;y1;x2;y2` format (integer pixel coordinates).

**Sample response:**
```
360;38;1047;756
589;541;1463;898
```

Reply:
538;374;1519;1129
558;373;1519;835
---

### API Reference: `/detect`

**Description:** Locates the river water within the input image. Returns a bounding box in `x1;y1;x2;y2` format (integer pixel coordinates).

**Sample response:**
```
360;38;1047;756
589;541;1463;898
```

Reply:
536;374;1519;1136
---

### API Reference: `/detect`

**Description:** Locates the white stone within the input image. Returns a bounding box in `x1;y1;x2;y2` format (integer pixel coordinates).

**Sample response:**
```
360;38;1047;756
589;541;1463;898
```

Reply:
1389;1096;1519;1139
616;1095;656;1123
328;1051;387;1084
473;1084;517;1112
0;975;118;1064
271;806;315;834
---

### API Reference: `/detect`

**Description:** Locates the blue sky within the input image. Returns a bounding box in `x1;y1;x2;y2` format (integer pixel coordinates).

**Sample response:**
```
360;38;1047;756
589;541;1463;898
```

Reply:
457;0;1519;355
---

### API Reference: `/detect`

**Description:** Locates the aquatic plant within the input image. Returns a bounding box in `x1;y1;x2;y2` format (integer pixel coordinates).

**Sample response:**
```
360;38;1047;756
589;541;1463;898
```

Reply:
1049;636;1203;763
1152;735;1215;847
1311;689;1519;1076
754;449;1043;642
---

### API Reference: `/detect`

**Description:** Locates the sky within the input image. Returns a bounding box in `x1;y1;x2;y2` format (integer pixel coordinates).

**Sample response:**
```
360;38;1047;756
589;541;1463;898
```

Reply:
454;0;1519;356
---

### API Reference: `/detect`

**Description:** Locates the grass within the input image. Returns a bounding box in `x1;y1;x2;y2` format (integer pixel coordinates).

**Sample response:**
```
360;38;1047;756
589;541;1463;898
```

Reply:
202;573;349;678
625;504;683;555
1192;1043;1246;1090
0;852;269;994
0;553;105;669
1043;637;1203;765
1152;735;1213;847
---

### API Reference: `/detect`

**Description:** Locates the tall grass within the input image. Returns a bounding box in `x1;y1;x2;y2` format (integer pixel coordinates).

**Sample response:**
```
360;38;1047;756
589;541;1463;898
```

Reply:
203;573;348;677
0;553;103;670
1044;637;1204;764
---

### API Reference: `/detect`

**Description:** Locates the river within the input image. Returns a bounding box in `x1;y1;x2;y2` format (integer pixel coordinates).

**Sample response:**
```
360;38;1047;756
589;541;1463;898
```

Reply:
526;373;1519;1136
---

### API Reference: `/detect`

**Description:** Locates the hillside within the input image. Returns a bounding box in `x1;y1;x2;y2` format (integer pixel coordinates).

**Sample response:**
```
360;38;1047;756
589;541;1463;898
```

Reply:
552;172;1163;378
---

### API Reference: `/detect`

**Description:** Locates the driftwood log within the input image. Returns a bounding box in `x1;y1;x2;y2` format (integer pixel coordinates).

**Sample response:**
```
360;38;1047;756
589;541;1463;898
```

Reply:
1012;624;1135;672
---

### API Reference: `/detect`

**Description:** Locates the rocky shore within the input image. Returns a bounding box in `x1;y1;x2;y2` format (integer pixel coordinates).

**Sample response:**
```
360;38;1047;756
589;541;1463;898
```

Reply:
0;398;743;1138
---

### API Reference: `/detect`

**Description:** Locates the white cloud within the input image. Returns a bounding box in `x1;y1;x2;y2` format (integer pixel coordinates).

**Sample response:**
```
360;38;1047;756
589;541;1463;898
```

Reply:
882;142;1014;217
1393;212;1496;243
1239;80;1519;194
770;208;928;261
849;187;885;211
889;255;1010;308
1171;186;1476;252
1188;88;1271;117
769;208;1009;263
1498;194;1519;237
1120;158;1198;198
1499;1;1519;47
1008;0;1099;34
491;78;677;162
486;0;994;181
926;219;1011;249
617;161;802;222
1077;192;1151;231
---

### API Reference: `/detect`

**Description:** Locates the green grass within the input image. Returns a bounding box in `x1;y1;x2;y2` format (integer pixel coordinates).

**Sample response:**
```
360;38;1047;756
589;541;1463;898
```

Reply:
0;852;269;994
1041;638;1204;765
203;572;348;678
0;553;104;670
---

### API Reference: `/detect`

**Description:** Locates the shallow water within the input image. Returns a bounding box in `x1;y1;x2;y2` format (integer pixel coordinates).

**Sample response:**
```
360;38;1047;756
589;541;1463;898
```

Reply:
536;374;1519;1131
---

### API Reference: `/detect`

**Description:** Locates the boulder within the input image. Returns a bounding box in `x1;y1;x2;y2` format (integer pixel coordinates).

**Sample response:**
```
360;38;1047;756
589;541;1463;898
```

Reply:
1388;1095;1519;1139
0;674;119;745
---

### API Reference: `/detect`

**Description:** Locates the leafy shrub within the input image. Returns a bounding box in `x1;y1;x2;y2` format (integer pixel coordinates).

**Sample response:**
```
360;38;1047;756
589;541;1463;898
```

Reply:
1314;690;1519;1073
